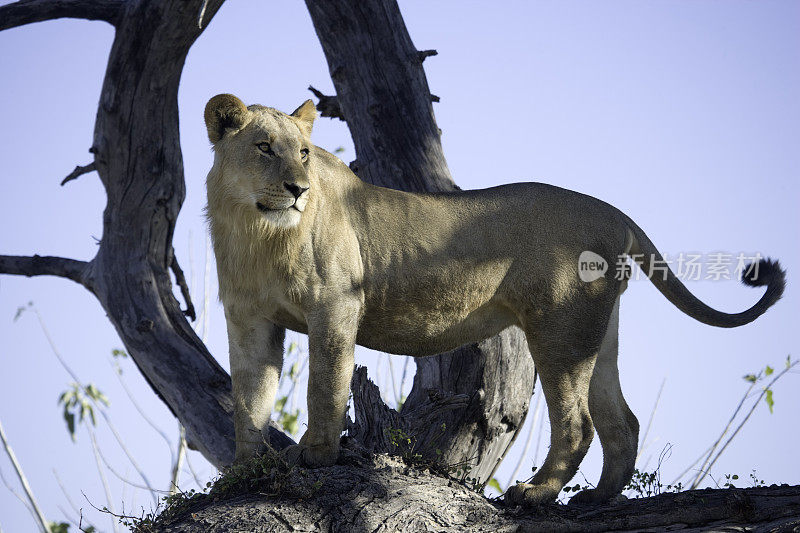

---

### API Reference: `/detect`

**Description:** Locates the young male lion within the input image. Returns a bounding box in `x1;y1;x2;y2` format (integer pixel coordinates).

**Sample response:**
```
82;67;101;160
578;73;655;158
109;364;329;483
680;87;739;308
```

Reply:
203;94;785;506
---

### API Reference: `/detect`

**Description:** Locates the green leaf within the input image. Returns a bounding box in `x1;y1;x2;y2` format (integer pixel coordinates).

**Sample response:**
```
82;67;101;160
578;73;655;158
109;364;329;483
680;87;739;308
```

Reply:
65;412;76;441
743;374;758;383
764;388;774;413
85;384;110;406
732;474;739;480
274;396;287;413
487;478;502;492
787;355;792;369
111;348;127;358
48;521;70;533
765;365;774;376
279;409;300;436
289;362;300;380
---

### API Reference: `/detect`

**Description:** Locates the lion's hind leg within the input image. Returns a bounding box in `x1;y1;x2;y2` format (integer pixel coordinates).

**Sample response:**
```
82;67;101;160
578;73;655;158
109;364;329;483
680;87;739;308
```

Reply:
569;295;639;505
505;326;600;507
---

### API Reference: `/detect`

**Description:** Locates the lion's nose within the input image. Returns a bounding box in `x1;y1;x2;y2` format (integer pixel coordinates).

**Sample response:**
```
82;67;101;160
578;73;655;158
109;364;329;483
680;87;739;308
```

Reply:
284;182;309;200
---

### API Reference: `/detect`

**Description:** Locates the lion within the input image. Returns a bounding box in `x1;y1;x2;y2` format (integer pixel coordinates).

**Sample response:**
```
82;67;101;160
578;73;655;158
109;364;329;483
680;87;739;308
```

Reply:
203;93;785;506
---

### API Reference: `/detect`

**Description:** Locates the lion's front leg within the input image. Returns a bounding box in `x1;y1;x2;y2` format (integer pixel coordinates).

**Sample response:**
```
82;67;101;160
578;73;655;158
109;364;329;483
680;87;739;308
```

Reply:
227;311;285;463
284;303;359;467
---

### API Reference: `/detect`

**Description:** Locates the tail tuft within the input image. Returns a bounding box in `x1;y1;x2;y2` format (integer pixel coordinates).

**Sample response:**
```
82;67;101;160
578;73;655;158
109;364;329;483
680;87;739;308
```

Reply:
741;258;786;293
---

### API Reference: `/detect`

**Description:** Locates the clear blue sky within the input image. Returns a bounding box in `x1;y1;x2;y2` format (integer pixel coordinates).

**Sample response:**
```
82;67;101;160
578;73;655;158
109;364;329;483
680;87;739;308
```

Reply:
1;1;798;531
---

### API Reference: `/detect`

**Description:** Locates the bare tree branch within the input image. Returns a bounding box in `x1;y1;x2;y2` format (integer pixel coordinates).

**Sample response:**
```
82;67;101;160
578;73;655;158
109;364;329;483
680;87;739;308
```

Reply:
60;162;96;186
0;254;91;289
417;49;437;62
170;250;196;321
0;0;124;32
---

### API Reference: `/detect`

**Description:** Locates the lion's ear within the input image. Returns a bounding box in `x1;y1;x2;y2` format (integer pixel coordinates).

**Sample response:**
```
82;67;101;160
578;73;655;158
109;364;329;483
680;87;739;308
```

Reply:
290;99;317;137
204;94;249;144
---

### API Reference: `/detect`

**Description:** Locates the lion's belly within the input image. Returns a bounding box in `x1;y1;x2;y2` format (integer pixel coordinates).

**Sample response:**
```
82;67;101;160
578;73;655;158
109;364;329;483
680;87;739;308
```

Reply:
355;294;518;357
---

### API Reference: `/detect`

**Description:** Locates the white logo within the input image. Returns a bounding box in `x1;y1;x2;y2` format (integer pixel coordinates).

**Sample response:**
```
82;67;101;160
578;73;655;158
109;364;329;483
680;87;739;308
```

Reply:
578;251;608;282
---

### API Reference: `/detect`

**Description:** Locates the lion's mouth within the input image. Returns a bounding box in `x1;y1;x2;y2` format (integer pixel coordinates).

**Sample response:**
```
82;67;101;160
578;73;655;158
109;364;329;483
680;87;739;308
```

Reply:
256;202;302;213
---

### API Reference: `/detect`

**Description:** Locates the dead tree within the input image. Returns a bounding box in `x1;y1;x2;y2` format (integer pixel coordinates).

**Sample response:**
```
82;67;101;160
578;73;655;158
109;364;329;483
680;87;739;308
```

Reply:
0;0;535;484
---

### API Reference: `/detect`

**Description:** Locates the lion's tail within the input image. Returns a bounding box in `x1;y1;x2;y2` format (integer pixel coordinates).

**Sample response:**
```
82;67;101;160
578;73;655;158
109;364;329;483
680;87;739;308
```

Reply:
622;214;785;328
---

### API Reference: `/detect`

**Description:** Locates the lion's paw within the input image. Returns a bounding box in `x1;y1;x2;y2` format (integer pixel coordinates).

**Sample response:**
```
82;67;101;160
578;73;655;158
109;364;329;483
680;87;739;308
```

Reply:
281;443;338;467
504;482;558;507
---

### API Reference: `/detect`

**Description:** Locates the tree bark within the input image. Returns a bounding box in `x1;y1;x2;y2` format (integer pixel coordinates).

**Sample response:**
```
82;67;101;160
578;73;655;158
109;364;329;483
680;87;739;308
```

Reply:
306;0;536;485
156;448;800;532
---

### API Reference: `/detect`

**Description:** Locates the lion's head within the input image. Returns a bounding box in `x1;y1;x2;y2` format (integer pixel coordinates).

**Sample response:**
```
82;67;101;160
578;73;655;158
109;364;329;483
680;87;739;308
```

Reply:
204;94;317;229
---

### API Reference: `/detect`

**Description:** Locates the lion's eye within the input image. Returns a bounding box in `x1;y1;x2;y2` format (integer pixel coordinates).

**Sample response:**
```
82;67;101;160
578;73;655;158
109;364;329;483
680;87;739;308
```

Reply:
256;142;272;154
300;148;310;160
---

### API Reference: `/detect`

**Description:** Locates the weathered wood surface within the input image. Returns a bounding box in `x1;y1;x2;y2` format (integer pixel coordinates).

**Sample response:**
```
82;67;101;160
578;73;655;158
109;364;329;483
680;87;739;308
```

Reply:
159;447;800;532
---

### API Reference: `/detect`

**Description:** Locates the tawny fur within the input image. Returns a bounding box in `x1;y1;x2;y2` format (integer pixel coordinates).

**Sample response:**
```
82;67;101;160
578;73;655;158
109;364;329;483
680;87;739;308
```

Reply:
204;94;785;506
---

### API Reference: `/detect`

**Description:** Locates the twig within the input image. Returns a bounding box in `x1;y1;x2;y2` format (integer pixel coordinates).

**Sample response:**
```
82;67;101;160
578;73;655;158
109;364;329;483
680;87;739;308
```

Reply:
507;391;543;486
637;378;665;462
184;451;206;490
56;505;78;530
87;428;120;533
670;443;714;486
110;358;175;464
91;428;165;499
689;379;758;489
54;469;95;531
97;413;159;499
690;360;798;488
170;249;196;321
170;426;187;495
0;418;51;533
60;162;96;186
0;462;37;523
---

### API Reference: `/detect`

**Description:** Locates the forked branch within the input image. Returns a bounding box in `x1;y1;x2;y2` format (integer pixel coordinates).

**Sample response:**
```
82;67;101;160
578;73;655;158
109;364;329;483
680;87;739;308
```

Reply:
0;254;92;290
0;0;124;32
